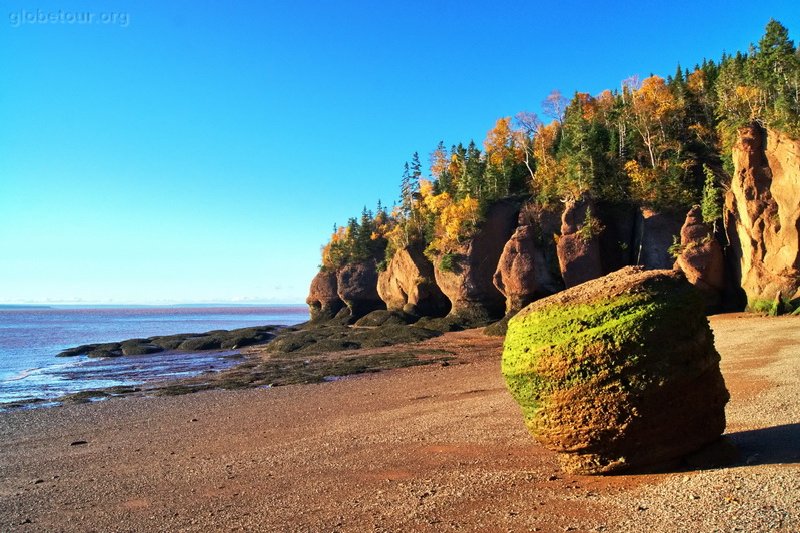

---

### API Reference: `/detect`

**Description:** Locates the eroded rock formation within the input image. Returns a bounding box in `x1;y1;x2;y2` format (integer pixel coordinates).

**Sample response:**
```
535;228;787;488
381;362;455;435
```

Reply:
306;270;345;322
433;200;519;322
493;224;560;314
674;206;726;311
336;261;385;320
725;124;800;305
502;266;729;474
377;246;450;317
556;199;603;288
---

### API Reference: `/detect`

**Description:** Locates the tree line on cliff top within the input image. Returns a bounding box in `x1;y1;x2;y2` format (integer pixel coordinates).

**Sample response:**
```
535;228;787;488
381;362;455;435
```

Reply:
320;20;800;273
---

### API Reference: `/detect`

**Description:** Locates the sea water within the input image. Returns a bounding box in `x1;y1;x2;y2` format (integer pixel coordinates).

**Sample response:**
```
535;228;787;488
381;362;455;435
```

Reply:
0;305;308;407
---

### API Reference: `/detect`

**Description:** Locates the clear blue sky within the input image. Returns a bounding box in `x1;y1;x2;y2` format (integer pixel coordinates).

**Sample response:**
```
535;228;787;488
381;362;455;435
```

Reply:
1;1;798;304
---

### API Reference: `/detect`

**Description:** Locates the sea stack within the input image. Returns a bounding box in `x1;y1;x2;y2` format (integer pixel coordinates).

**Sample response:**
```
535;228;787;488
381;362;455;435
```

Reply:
502;266;729;474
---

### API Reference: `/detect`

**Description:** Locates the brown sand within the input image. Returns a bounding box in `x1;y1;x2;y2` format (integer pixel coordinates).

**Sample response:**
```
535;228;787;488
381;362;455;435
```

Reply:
0;314;797;532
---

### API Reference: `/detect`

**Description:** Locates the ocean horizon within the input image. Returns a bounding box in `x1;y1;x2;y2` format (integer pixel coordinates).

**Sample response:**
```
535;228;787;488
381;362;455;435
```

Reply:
0;304;309;408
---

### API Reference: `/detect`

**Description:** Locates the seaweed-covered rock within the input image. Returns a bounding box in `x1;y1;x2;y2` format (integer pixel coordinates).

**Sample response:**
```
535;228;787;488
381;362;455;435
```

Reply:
353;310;417;327
502;266;729;474
58;326;277;358
265;323;440;354
120;340;163;356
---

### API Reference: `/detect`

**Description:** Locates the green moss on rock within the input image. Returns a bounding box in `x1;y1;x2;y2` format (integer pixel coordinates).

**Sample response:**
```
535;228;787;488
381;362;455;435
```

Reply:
501;266;729;474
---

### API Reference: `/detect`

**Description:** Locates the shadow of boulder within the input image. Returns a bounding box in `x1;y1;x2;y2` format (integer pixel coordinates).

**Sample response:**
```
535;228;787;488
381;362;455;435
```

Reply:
725;423;800;466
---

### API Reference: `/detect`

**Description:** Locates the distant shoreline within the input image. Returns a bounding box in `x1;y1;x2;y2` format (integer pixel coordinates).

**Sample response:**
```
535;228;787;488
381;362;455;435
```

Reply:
0;303;304;309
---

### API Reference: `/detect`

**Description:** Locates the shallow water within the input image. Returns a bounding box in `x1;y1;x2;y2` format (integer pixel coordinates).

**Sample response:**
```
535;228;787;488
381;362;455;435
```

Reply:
0;305;308;406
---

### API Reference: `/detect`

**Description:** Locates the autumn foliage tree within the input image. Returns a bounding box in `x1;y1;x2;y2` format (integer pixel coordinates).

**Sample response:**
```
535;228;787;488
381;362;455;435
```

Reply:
318;20;800;272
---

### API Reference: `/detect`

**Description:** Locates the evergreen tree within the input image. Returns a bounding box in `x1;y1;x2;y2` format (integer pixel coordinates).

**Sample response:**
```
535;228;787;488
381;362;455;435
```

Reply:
410;152;422;180
701;165;723;231
400;161;413;215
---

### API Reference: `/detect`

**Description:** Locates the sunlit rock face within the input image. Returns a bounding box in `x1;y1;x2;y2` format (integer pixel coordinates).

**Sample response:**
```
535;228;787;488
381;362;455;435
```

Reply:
725;124;800;306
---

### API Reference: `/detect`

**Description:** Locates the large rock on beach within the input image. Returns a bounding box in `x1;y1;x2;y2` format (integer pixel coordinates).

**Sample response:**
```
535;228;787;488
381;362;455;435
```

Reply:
725;124;800;305
502;266;729;474
377;246;450;317
306;270;345;322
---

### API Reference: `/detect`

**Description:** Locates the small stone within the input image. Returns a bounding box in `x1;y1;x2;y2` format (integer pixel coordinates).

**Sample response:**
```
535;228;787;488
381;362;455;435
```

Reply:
547;475;559;481
32;479;44;484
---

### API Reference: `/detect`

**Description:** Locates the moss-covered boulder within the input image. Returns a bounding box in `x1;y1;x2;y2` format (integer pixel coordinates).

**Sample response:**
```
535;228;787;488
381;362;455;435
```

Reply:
502;266;729;474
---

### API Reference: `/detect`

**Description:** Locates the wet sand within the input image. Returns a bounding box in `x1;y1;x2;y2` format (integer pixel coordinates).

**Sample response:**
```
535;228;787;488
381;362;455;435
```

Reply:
0;314;797;532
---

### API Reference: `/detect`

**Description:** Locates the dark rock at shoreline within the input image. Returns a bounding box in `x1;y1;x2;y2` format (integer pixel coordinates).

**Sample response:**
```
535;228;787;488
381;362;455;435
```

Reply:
121;340;162;356
353;310;418;327
57;326;279;358
265;323;440;354
633;207;685;269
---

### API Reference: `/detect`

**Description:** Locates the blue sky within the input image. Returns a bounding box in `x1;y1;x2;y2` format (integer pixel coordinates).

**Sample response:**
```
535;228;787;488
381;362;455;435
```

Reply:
1;1;798;304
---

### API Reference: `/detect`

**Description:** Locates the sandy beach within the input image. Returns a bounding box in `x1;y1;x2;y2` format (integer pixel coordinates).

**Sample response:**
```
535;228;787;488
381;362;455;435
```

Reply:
0;314;797;532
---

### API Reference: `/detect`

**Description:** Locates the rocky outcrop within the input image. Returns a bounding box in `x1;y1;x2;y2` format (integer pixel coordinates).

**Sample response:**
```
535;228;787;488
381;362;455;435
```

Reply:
336;261;386;320
674;206;726;311
502;266;729;474
633;207;684;270
433;200;519;322
306;270;345;322
725;124;800;305
58;326;278;358
377;246;450;317
493;224;561;313
556;199;603;288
